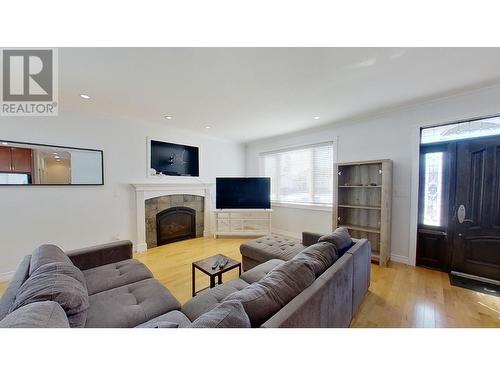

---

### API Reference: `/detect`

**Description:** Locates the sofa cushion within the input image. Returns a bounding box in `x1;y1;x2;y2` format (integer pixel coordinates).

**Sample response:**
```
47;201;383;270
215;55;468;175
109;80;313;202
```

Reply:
240;235;306;265
189;300;251;328
0;255;31;321
181;279;249;321
11;262;89;328
136;310;191;328
240;259;285;284
224;259;315;327
0;301;70;328
83;259;153;295
293;242;338;277
31;261;87;288
85;278;181;328
318;227;353;257
139;321;179;328
30;244;72;275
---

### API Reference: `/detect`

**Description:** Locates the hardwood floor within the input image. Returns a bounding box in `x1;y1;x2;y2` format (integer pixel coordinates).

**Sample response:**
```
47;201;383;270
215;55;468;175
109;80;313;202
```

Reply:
351;262;500;328
1;236;499;327
134;236;245;304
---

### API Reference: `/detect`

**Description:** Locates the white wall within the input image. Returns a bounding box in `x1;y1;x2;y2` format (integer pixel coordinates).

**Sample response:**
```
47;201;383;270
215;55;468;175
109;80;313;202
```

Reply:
246;83;500;265
0;111;245;279
271;205;332;238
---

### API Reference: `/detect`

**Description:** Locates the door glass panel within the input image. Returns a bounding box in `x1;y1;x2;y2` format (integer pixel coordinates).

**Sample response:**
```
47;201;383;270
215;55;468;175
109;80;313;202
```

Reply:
423;152;443;226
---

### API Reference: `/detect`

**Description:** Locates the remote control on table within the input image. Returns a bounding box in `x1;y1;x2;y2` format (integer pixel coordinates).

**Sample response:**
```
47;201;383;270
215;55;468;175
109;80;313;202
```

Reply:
211;260;219;269
218;258;229;269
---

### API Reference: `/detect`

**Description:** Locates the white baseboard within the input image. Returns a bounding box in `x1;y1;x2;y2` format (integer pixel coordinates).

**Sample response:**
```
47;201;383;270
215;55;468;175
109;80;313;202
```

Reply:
271;228;301;240
0;270;14;283
135;242;148;253
390;254;411;265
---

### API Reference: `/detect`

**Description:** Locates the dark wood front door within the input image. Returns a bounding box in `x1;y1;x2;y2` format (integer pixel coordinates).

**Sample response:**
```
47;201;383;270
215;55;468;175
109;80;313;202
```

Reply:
451;137;500;282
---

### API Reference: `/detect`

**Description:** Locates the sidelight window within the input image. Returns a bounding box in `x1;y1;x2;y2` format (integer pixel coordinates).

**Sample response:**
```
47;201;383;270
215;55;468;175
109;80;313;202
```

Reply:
422;152;444;227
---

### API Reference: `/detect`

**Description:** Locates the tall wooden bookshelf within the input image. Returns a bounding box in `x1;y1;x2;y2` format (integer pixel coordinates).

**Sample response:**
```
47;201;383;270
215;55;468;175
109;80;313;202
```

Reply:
334;159;393;265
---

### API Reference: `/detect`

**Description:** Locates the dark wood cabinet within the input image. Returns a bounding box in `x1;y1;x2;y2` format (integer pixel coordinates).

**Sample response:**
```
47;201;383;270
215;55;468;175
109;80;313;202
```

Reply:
0;146;32;173
11;148;32;172
0;146;12;172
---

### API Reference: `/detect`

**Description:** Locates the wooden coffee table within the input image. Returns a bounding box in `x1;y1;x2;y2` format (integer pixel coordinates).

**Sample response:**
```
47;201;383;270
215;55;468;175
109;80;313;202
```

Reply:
192;254;241;296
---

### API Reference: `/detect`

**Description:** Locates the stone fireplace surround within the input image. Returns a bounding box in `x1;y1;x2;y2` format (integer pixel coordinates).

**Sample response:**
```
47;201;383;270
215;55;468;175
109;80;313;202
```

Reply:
133;181;212;252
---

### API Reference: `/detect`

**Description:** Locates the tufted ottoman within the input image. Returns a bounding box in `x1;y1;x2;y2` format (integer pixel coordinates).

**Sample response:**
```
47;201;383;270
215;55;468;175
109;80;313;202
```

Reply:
240;234;306;271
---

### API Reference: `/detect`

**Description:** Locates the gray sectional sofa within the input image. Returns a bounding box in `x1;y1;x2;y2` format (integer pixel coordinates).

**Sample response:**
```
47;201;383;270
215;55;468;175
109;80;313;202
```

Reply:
180;228;371;327
0;228;371;328
0;241;187;328
222;230;370;327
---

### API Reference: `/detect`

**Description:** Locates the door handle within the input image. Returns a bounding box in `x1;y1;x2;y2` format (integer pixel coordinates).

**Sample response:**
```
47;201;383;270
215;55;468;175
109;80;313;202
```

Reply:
456;205;473;224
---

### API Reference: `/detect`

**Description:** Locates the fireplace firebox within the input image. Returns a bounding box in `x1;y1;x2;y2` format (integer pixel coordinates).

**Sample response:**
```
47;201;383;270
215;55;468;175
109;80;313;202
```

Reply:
156;206;196;245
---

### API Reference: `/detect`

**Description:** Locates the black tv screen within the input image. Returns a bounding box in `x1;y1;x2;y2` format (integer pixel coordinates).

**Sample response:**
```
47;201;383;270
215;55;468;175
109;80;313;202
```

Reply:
151;140;199;177
216;177;271;209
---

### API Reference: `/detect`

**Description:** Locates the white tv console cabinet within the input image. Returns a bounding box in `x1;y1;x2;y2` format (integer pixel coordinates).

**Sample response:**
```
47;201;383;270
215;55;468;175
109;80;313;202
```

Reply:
213;209;272;238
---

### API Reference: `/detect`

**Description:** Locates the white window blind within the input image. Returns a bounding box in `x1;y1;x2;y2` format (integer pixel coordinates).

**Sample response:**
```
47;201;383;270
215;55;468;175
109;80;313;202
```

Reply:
260;142;333;206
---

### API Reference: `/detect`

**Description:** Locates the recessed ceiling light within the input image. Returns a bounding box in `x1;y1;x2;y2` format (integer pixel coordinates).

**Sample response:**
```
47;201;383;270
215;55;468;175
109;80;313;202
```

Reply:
54;156;60;159
80;94;91;100
56;159;61;162
164;115;173;120
52;152;58;155
205;126;211;129
313;116;320;120
1;142;7;145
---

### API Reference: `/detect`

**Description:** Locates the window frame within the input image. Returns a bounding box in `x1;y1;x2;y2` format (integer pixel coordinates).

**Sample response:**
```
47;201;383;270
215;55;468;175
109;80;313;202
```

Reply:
259;141;335;208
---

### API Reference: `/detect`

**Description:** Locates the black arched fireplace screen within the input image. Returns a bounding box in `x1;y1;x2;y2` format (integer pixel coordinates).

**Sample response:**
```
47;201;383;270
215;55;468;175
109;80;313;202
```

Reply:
156;207;196;246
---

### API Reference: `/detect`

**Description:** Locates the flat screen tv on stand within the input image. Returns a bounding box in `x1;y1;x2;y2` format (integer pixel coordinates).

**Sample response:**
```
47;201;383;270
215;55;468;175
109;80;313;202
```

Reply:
216;177;271;209
214;177;272;238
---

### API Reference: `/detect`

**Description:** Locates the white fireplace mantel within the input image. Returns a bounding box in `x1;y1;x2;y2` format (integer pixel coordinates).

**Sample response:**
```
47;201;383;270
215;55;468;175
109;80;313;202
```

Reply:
132;180;213;252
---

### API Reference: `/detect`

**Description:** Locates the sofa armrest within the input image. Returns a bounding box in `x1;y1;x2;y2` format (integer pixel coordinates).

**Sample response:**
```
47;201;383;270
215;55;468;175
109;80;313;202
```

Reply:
346;238;371;315
67;240;133;271
302;232;324;246
261;254;354;328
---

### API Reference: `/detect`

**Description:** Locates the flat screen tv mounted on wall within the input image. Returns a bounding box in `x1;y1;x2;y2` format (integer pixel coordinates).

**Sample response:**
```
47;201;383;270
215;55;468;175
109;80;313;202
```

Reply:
216;177;271;209
150;140;199;177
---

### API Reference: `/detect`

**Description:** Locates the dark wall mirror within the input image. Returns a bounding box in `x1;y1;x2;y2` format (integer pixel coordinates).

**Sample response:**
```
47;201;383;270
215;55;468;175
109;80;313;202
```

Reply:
0;140;103;185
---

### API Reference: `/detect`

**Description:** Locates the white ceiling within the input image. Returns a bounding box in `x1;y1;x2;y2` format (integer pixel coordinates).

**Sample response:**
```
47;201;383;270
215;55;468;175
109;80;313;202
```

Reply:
60;48;500;143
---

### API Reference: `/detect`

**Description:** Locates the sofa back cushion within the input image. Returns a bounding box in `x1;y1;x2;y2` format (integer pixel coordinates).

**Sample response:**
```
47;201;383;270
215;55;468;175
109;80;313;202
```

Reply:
318;227;353;257
30;244;72;275
190;300;251;328
293;241;338;277
224;259;315;327
11;262;89;328
0;301;70;328
0;255;31;321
